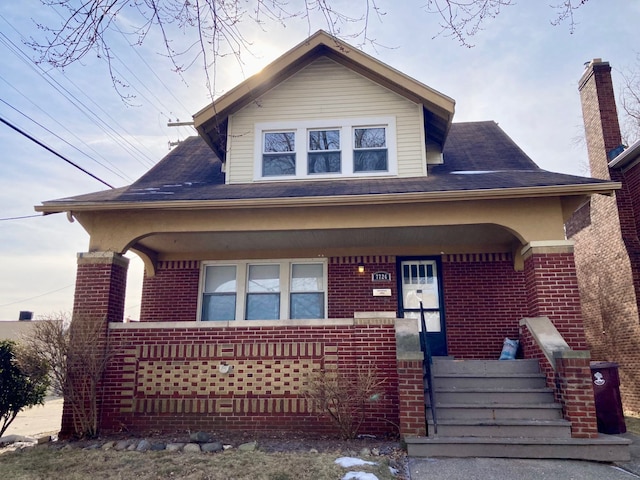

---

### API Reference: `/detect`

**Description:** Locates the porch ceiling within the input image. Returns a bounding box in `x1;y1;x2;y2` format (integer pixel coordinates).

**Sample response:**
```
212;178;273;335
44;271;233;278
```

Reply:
134;224;517;258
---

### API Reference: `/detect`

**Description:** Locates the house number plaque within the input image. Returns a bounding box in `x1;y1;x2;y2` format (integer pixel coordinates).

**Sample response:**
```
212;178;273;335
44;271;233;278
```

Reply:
372;271;392;282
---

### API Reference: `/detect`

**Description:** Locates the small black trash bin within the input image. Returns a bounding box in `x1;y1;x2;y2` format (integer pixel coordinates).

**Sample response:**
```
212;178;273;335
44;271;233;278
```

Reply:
590;361;626;434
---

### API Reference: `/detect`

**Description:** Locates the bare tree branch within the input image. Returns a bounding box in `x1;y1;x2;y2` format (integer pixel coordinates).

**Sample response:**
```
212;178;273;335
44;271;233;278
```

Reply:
28;1;592;101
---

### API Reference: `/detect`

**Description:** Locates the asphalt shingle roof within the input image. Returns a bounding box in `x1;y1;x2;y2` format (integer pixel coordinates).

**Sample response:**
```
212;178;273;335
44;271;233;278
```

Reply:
43;121;611;206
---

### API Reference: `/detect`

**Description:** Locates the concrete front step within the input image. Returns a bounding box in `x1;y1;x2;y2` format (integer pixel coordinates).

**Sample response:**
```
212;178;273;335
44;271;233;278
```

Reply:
426;419;572;438
405;435;632;462
432;359;541;375
430;403;563;420
434;388;555;404
435;373;548;389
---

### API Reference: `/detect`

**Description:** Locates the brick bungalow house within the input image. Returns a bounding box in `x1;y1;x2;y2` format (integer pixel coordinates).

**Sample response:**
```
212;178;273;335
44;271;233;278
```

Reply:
568;58;640;415
37;32;629;458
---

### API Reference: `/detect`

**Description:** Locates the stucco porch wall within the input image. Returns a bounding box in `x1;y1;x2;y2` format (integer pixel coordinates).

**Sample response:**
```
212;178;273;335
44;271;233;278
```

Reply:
100;320;400;436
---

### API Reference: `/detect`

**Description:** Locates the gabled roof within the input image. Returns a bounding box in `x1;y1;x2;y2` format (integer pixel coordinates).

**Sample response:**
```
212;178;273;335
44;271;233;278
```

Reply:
36;122;619;213
193;30;456;159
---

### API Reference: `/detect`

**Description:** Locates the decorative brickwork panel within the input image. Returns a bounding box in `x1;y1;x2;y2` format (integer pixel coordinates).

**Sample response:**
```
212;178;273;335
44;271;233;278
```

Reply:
101;323;399;436
442;255;528;359
524;253;587;350
328;256;397;318
140;261;200;322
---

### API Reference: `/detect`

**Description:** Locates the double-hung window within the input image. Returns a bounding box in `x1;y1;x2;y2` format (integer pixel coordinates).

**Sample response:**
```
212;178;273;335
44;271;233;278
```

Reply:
262;131;296;176
201;265;237;321
200;260;326;321
308;129;341;174
255;117;396;179
354;127;387;172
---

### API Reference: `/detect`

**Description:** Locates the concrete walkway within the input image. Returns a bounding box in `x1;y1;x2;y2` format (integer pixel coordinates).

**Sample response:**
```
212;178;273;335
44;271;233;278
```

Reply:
408;432;640;480
0;396;63;441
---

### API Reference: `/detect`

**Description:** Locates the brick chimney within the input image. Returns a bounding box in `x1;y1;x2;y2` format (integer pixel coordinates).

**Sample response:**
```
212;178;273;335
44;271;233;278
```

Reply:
578;59;623;180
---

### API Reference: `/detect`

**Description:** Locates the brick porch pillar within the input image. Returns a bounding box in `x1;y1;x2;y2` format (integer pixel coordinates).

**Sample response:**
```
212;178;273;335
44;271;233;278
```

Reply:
521;242;597;438
523;241;587;350
60;251;129;437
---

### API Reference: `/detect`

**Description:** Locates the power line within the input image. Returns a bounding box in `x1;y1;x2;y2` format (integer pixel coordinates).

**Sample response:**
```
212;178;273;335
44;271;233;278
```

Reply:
0;214;41;221
0;73;133;182
0;22;157;169
0;95;131;182
0;115;115;189
0;284;74;308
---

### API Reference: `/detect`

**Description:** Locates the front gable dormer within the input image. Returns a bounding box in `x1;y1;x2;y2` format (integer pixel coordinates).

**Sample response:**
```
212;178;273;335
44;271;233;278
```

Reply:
193;31;455;183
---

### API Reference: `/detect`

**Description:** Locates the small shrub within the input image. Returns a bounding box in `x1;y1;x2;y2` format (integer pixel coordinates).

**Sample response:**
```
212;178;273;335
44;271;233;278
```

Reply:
303;366;385;439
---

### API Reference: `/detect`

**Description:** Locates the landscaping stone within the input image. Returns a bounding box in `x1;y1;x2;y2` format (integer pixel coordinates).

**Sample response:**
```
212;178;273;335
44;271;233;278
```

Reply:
183;443;202;453
101;441;115;450
166;443;185;452
115;439;135;451
238;441;257;452
150;441;166;451
136;439;151;452
201;442;223;453
189;431;214;443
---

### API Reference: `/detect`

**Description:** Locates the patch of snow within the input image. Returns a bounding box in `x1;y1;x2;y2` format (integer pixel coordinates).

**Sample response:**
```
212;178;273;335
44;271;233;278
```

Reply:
451;170;499;174
341;473;379;480
335;457;377;468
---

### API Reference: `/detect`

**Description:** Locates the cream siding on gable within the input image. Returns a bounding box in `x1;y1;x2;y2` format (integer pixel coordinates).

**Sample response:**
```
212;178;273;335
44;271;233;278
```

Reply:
227;57;426;183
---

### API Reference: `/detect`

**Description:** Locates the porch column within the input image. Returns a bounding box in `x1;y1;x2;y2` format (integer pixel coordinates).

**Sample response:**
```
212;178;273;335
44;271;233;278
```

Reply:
521;242;597;438
60;251;129;437
73;251;129;323
522;241;587;350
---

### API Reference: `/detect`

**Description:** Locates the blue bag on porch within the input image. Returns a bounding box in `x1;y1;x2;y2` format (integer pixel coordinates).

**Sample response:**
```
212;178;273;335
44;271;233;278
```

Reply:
499;337;519;360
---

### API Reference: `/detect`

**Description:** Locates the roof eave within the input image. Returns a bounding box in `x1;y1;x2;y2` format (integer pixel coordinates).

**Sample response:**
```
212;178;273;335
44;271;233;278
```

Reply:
35;182;621;215
609;138;640;170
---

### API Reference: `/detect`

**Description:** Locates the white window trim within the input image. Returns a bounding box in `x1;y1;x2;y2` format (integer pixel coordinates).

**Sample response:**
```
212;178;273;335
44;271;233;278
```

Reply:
254;117;397;181
198;259;328;321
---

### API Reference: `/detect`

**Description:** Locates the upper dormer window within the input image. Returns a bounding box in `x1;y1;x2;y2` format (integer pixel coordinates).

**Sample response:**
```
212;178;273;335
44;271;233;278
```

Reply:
255;117;396;180
308;129;341;174
263;131;296;176
354;127;387;172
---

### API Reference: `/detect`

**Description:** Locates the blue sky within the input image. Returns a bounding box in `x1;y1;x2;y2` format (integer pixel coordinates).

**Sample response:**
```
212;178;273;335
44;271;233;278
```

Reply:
0;1;638;320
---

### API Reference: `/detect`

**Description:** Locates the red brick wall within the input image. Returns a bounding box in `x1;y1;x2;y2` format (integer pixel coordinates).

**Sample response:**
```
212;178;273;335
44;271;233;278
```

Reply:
442;254;527;359
73;253;128;323
524;252;587;350
140;261;200;322
396;359;426;437
101;322;400;437
328;256;397;318
572;59;640;413
555;355;598;438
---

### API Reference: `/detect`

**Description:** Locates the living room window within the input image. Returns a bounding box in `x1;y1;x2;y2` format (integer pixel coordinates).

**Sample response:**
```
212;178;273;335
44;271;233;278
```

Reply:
254;117;396;180
200;260;326;321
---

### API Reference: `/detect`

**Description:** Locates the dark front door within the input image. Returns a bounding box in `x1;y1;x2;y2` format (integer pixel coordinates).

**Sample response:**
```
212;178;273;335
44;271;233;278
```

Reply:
398;258;447;356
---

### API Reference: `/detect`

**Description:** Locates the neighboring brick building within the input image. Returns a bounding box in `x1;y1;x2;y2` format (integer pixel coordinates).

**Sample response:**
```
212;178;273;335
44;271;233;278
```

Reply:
37;32;619;441
568;59;640;414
